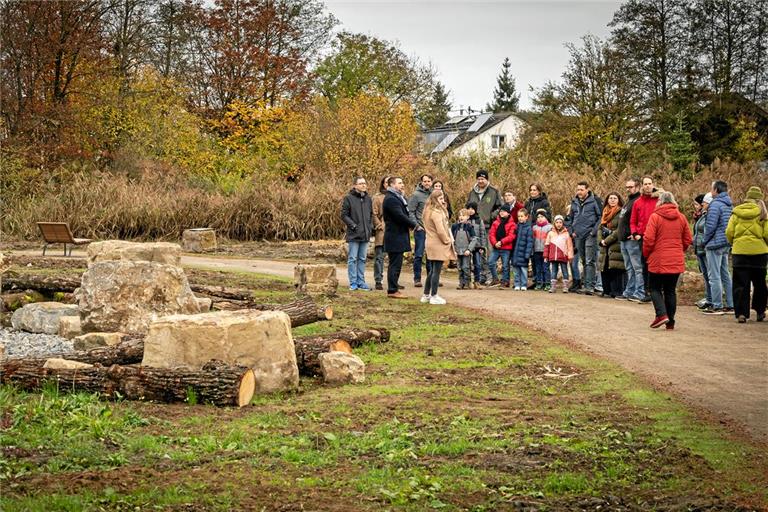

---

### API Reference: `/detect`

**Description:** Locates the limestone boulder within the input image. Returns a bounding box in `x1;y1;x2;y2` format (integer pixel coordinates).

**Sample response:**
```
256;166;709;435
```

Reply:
77;260;200;334
58;316;82;339
87;240;181;266
43;358;93;370
73;332;126;351
11;302;80;334
142;310;298;394
319;352;366;385
294;264;338;296
182;228;217;253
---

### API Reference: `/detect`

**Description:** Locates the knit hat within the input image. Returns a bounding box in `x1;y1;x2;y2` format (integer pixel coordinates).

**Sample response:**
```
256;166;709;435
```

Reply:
535;208;550;221
703;192;713;204
554;214;564;222
476;169;489;180
746;186;764;201
499;204;512;213
465;201;478;210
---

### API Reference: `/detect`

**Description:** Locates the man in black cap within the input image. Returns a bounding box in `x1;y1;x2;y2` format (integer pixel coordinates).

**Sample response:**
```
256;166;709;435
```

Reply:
467;169;502;283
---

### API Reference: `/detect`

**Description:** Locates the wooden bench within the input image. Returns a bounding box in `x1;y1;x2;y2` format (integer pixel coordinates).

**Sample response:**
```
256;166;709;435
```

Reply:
37;222;92;256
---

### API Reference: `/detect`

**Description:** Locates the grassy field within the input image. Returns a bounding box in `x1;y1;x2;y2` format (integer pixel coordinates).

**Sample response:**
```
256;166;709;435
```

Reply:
1;267;767;511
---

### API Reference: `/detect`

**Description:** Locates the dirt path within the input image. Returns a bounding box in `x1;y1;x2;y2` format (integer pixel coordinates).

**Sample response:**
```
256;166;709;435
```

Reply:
182;254;768;442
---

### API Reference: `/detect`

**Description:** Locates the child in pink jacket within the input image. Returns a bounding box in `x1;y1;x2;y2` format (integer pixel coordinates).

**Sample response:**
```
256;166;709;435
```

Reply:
544;215;575;293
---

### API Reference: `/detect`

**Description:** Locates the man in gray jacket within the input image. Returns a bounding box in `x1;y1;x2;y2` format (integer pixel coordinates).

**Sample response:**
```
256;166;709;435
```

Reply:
466;169;502;283
407;174;433;287
566;181;602;294
341;176;373;291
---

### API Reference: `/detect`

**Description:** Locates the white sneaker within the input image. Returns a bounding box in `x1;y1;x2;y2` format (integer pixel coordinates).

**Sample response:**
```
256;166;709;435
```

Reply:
420;294;431;303
514;286;521;291
429;295;446;305
520;288;527;292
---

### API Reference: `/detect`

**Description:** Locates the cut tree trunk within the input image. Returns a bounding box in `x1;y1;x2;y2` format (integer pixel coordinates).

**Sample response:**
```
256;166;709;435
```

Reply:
1;359;255;407
66;336;146;365
211;295;333;327
189;284;254;301
292;328;389;376
1;272;80;293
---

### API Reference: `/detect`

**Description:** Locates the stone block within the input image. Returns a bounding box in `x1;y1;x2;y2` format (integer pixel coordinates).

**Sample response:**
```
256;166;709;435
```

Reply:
58;316;82;339
73;332;126;351
196;297;212;312
43;358;94;370
319;351;366;384
87;240;181;266
142;310;298;394
11;302;80;334
182;228;217;253
294;264;338;296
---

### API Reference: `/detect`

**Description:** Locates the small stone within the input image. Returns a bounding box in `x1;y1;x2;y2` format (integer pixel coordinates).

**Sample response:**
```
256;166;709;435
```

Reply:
0;342;5;360
43;358;93;370
196;297;212;312
319;351;366;385
11;303;80;334
182;228;217;253
73;332;126;351
58;316;82;339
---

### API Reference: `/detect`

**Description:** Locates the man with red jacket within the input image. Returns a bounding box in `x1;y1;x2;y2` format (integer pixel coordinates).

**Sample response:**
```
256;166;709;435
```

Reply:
630;176;660;302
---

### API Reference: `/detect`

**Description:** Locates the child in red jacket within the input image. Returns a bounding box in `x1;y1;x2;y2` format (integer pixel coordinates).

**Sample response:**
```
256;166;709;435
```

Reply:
487;204;517;287
544;215;575;293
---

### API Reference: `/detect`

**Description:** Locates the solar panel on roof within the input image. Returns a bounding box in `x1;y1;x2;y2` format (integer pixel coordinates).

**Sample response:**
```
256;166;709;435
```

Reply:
431;131;461;154
466;113;493;132
445;116;468;125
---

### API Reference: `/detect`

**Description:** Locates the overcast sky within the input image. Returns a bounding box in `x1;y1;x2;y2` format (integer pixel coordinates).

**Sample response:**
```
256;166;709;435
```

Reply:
324;0;623;112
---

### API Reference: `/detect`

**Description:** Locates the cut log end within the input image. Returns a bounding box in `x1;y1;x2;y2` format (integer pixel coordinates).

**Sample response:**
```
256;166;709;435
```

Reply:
322;305;334;321
238;369;256;407
329;340;352;354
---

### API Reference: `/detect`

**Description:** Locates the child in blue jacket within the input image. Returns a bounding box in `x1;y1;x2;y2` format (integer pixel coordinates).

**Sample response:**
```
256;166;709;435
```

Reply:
511;208;534;290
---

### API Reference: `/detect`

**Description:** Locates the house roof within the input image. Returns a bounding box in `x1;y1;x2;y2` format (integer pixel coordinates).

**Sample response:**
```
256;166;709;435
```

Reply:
424;112;517;154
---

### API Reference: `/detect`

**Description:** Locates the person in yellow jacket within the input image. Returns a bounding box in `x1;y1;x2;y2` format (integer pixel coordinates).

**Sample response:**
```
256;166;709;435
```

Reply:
726;186;768;323
422;190;456;305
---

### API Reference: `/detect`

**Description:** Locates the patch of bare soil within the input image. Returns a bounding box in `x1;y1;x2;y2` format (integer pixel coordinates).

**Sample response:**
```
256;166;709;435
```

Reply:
218;240;347;263
184;268;293;291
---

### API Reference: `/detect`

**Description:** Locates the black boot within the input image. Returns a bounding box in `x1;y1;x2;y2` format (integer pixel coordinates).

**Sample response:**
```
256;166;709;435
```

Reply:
568;279;581;292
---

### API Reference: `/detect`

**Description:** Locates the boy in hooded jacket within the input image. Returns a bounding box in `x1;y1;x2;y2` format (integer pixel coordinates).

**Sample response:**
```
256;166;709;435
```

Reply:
512;209;534;290
488;204;517;287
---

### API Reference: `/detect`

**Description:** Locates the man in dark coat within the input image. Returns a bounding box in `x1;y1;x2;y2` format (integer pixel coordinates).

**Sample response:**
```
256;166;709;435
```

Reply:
341;176;374;290
566;181;602;294
383;176;418;298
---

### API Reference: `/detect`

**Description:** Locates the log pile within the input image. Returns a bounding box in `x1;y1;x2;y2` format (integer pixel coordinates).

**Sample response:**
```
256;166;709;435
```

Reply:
1;358;255;407
294;328;390;376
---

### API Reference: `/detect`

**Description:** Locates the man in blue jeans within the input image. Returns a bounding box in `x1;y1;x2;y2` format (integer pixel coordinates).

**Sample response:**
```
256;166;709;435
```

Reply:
341;176;373;291
616;178;644;300
408;174;433;287
566;181;602;294
703;180;734;314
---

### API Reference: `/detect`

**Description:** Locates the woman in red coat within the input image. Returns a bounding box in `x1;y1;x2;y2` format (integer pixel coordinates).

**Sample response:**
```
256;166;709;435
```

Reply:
642;192;693;329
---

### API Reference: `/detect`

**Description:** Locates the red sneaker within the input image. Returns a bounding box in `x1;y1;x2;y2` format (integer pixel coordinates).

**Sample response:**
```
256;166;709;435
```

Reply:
650;315;669;328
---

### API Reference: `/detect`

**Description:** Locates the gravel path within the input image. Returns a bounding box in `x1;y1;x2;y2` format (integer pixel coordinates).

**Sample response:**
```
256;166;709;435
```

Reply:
0;328;74;358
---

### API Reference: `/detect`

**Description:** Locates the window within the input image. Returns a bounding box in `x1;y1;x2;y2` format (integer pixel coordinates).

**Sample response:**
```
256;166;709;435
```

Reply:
491;134;506;149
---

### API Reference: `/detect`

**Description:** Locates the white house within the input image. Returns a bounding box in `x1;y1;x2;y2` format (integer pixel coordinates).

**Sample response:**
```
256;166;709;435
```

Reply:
422;112;526;158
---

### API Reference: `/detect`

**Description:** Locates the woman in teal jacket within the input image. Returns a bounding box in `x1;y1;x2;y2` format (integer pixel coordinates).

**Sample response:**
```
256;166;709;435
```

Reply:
726;186;768;323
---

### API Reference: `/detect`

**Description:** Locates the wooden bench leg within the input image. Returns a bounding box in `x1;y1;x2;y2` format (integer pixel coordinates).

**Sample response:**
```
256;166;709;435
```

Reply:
42;244;48;256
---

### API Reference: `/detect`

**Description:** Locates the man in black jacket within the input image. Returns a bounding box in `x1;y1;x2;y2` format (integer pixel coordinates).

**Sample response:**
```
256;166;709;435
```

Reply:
616;177;644;301
383;176;418;298
341;176;374;291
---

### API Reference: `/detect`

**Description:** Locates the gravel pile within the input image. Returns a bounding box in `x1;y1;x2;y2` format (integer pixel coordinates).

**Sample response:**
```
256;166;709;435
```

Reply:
0;328;74;359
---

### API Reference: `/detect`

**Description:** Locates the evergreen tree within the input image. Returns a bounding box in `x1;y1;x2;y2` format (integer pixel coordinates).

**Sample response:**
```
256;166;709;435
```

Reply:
420;82;451;129
664;112;699;177
487;57;520;112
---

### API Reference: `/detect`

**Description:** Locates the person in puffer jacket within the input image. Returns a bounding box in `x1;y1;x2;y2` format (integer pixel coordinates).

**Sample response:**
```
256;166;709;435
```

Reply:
702;180;734;314
545;215;574;293
642;192;693;330
692;193;713;308
511;209;534;290
531;210;553;290
726;186;768;323
451;209;479;290
488;204;517;287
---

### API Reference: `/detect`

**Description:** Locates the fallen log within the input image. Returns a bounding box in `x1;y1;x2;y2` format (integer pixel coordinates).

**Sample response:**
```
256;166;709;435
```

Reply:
211;295;333;327
189;284;254;301
1;272;80;293
1;359;255;408
293;328;389;376
66;336;146;365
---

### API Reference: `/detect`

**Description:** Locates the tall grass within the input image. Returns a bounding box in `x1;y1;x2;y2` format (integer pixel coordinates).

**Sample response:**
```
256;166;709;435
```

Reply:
2;158;766;241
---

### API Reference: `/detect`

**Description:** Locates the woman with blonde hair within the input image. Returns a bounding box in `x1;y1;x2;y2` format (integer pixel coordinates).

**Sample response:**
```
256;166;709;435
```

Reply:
726;186;768;323
642;192;693;330
422;189;455;305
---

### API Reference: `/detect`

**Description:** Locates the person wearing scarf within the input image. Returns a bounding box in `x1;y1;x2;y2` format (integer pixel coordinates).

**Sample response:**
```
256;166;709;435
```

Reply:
598;193;627;298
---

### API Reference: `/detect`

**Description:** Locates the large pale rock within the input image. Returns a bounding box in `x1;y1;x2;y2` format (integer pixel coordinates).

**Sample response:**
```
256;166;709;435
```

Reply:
87;240;181;266
319;352;366;384
11;302;80;334
182;228;217;253
43;358;93;370
142;310;298;393
294;264;338;296
58;316;82;339
73;332;126;351
77;260;200;334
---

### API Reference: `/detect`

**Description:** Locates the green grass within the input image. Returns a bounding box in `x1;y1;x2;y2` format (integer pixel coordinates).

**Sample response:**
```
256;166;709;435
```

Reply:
1;275;766;511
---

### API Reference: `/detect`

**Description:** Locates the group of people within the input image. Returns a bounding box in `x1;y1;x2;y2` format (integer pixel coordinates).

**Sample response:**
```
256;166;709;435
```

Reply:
341;171;768;327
